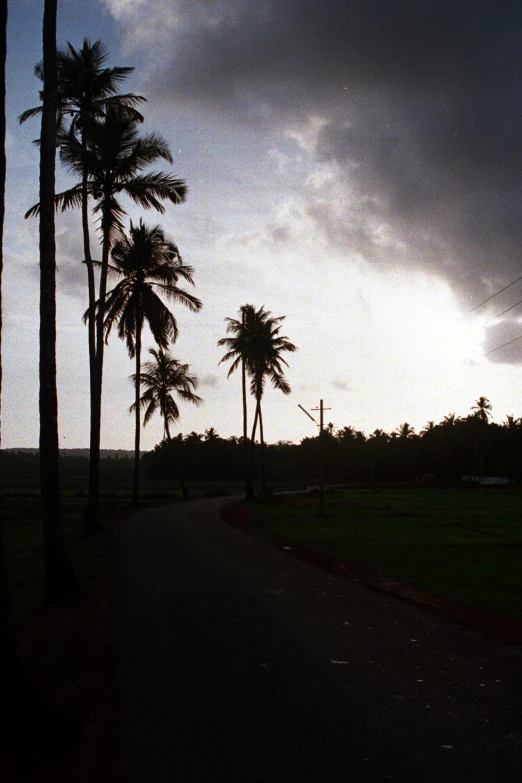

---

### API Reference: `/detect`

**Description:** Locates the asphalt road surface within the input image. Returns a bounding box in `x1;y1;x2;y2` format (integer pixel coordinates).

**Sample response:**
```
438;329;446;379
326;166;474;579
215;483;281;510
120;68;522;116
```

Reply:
116;497;522;782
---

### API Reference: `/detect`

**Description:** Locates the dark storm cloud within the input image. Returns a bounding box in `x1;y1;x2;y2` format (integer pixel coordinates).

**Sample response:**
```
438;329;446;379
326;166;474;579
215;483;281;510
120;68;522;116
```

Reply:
149;0;522;307
483;318;522;364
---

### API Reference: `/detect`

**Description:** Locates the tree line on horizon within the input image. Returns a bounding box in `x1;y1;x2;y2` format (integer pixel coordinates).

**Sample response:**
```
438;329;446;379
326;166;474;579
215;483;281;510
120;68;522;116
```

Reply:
143;396;522;486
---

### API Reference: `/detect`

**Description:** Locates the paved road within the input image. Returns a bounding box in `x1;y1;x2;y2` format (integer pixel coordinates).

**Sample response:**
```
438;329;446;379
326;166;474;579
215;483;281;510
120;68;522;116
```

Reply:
116;498;522;782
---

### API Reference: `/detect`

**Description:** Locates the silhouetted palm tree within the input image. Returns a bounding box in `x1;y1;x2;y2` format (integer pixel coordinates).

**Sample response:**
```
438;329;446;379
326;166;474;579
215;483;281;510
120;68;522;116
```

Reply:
471;396;492;422
247;309;297;489
131;347;202;442
219;304;297;491
38;0;76;601
21;41;144;532
218;304;262;500
97;220;201;504
441;412;460;426
28;108;187;526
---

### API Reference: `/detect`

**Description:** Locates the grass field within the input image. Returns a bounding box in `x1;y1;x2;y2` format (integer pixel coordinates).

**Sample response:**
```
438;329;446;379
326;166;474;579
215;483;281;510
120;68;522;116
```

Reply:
250;488;522;618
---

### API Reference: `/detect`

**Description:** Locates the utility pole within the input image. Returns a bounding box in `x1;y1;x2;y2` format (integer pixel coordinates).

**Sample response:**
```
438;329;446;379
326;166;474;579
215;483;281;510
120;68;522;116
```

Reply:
298;400;331;515
312;400;331;516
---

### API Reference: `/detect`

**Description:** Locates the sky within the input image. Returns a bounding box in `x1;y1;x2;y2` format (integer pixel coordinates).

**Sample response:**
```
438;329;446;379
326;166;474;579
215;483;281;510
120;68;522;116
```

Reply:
3;0;522;449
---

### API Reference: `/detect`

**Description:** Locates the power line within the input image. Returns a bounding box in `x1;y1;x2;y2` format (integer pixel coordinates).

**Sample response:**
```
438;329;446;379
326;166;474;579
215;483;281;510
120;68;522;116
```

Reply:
485;333;522;356
487;298;522;324
465;273;522;314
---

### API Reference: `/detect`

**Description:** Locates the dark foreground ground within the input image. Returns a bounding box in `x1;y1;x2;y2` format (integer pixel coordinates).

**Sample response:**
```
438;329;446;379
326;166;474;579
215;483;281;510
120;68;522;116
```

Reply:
116;498;522;783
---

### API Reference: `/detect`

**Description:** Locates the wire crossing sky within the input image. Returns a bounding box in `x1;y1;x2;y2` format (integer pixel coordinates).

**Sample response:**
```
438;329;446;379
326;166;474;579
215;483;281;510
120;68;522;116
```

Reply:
3;0;522;449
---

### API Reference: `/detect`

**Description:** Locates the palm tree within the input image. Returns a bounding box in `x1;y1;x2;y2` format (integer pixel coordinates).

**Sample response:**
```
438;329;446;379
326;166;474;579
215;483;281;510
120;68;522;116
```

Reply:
97;220;201;505
396;422;415;438
29;108;187;527
441;413;460;426
246;309;297;490
218;304;262;500
38;0;76;601
471;396;492;422
21;41;145;531
503;415;520;430
131;347;202;442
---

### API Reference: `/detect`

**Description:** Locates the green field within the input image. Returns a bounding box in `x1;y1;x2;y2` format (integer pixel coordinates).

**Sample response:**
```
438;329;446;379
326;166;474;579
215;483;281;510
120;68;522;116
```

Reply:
251;488;522;617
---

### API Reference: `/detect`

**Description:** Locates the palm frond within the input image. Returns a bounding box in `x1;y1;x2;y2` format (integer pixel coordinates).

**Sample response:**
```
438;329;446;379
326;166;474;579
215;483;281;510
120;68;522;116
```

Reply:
121;172;187;208
19;105;42;124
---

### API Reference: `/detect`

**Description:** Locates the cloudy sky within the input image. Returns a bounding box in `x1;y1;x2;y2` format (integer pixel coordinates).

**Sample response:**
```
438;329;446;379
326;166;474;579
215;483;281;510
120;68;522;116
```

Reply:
3;0;522;449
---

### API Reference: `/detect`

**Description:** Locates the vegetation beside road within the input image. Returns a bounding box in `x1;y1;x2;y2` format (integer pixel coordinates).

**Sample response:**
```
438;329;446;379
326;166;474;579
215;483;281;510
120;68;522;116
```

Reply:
248;488;522;618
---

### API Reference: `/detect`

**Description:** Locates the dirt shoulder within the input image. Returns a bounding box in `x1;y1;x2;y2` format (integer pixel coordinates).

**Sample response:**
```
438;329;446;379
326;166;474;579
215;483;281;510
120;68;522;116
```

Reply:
222;500;522;649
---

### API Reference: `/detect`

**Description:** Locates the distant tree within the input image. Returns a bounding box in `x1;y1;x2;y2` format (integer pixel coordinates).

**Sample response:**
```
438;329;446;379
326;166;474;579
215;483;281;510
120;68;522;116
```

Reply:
98;220;201;505
471;396;492;422
441;412;460;427
396;422;415;439
218;304;261;500
503;415;520;430
131;347;202;442
247;309;297;485
219;304;297;492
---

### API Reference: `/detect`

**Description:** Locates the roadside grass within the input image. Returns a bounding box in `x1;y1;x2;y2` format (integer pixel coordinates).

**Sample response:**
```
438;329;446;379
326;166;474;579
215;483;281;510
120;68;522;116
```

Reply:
250;488;522;617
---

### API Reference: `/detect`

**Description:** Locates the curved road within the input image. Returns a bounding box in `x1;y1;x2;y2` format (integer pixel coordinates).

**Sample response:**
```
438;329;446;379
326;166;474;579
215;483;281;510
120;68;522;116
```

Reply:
116;497;522;782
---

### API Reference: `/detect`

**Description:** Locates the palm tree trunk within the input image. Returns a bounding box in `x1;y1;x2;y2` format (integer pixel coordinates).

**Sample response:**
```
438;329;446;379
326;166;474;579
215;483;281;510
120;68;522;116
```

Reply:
258;401;267;491
242;357;254;500
81;125;100;532
85;196;111;529
39;0;75;602
250;397;261;490
132;314;142;506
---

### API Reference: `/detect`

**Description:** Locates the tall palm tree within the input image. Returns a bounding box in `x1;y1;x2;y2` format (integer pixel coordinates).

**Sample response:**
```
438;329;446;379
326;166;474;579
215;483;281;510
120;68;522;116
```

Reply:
38;0;76;602
131;346;201;499
248;312;297;434
130;347;202;442
21;41;145;531
471;396;492;422
97;220;201;505
29;108;187;527
218;304;262;500
246;308;297;489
